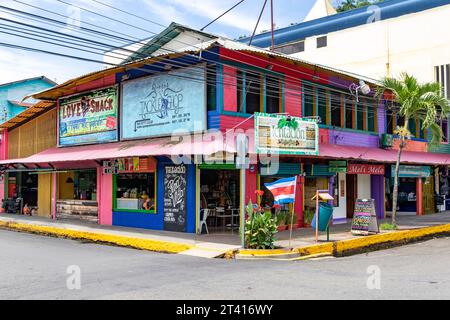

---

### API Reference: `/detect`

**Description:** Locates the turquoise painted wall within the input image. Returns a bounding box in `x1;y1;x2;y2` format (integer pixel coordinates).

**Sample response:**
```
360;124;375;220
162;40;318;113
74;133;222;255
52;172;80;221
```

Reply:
0;77;55;122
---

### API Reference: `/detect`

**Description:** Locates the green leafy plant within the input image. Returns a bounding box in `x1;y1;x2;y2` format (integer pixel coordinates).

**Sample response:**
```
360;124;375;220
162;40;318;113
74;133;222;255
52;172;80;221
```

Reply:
244;200;278;249
376;73;450;226
276;212;287;226
380;223;398;231
278;117;298;130
303;208;315;225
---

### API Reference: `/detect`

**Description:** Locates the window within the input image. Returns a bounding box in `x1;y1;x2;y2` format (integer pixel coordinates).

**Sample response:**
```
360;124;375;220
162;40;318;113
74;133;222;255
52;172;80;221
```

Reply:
367;104;376;132
274;40;305;55
317;36;327;48
237;70;244;113
207;65;217;111
303;83;314;117
345;99;354;129
317;88;327;125
115;173;156;212
266;76;281;114
356;101;364;131
330;94;342;127
386;111;394;134
245;71;261;114
435;64;450;99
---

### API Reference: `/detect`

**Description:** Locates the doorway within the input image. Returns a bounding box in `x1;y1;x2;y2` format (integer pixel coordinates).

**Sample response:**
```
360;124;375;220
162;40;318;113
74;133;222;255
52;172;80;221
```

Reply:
346;174;357;218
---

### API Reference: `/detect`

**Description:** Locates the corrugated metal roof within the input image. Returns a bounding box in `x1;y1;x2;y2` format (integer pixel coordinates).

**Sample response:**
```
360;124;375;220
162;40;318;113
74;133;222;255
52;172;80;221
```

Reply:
30;36;379;101
0;100;55;130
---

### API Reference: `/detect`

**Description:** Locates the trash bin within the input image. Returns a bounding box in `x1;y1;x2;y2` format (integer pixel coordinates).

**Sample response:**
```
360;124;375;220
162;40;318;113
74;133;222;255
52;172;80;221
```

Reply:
311;202;334;232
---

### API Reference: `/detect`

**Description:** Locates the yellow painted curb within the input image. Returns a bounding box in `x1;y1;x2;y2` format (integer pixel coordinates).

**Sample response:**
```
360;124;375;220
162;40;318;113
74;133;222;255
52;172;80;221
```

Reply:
296;223;450;257
238;248;290;256
0;221;193;254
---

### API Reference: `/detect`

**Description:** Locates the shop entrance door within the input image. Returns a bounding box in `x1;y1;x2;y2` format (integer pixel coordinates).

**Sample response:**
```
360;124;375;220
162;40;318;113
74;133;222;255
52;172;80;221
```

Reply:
200;168;240;235
423;177;435;214
346;174;357;219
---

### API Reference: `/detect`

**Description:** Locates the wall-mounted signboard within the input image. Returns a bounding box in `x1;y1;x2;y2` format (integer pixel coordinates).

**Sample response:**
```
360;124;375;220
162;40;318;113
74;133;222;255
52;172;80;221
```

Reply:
348;164;385;175
121;66;207;140
255;113;319;155
58;86;118;147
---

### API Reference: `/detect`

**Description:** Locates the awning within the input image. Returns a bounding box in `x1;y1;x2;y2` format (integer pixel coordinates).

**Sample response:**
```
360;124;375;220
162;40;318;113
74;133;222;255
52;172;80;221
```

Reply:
0;134;236;167
319;144;450;165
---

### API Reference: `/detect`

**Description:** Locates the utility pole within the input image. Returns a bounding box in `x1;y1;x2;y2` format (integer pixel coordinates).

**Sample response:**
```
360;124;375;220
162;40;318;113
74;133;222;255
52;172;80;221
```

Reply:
270;0;275;50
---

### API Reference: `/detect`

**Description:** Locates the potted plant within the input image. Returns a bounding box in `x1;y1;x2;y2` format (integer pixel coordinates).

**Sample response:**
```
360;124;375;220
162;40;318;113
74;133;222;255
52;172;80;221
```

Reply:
276;212;287;231
286;212;298;230
303;208;314;228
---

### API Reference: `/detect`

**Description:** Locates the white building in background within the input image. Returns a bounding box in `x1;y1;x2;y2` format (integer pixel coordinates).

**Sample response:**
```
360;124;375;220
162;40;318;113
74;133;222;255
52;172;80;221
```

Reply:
245;0;450;97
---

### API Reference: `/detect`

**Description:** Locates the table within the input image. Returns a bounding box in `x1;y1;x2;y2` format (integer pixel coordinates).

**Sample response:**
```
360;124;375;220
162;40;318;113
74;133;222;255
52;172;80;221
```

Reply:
216;208;240;234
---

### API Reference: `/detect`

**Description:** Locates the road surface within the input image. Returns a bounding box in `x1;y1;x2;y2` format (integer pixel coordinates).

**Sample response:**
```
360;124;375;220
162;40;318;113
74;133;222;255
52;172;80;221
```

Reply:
1;230;450;300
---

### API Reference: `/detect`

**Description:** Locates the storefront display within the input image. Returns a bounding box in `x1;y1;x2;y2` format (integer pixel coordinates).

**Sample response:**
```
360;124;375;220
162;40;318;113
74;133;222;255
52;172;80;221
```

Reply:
115;173;155;211
57;170;98;221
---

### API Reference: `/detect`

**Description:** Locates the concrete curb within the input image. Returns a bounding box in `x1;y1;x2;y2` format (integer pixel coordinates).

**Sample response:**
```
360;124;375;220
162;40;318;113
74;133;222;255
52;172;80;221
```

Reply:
0;221;194;254
237;223;450;259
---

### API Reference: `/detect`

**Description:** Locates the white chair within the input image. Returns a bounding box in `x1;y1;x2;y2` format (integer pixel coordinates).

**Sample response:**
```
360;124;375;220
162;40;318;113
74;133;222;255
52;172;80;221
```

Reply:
199;209;209;235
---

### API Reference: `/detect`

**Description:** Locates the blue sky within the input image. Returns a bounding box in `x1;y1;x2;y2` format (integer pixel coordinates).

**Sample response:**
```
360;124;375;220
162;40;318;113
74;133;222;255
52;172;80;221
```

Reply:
0;0;328;85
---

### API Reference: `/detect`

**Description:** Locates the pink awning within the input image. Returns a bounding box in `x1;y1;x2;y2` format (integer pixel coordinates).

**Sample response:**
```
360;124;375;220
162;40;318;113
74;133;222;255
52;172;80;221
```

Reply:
319;144;450;165
0;134;236;166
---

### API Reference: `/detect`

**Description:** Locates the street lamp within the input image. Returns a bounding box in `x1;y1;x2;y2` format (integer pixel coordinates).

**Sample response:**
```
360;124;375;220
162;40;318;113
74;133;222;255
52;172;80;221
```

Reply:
349;80;371;102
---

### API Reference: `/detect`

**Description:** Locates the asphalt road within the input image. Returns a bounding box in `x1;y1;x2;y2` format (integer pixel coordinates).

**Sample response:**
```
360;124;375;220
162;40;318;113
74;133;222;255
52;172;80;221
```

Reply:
1;230;450;300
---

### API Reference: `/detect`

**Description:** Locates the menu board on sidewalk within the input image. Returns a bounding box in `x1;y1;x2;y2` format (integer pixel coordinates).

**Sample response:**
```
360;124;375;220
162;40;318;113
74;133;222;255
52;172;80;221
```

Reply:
163;165;187;232
351;199;379;236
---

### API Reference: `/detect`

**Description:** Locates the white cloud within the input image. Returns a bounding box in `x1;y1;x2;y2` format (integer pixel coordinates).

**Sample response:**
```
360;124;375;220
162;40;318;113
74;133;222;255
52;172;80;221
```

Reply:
0;47;99;85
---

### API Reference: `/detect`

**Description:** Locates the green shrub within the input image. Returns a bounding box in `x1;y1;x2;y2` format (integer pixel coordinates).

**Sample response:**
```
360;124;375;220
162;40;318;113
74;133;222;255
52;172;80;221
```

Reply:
380;223;398;231
244;200;278;249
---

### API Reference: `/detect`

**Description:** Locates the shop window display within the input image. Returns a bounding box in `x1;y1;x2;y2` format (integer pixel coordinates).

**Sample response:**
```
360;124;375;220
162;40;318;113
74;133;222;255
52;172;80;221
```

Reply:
115;173;156;212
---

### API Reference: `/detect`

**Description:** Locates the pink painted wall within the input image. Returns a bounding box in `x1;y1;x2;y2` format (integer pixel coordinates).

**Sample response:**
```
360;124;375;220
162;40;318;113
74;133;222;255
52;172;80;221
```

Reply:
223;65;237;112
97;167;113;226
245;168;257;206
295;176;304;226
0;130;7;212
285;79;302;117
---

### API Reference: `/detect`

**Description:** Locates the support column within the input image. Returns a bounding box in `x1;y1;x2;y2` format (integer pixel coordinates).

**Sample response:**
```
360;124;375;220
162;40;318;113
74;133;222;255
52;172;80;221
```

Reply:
416;178;423;216
51;172;57;221
296;176;304;227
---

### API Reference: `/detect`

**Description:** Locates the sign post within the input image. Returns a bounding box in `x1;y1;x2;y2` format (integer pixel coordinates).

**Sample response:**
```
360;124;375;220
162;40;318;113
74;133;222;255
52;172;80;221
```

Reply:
351;199;379;236
236;134;249;248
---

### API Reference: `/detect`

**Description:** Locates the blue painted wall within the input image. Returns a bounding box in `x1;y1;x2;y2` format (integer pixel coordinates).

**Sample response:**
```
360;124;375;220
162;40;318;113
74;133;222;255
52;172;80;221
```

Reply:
0;77;55;122
112;158;197;233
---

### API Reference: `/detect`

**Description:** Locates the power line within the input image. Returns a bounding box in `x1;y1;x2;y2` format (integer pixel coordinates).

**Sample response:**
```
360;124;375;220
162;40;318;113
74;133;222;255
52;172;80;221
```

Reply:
201;0;246;31
249;0;268;46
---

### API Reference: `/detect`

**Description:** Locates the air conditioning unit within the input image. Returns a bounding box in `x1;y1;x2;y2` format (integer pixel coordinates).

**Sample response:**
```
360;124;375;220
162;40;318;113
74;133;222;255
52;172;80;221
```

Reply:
381;133;394;149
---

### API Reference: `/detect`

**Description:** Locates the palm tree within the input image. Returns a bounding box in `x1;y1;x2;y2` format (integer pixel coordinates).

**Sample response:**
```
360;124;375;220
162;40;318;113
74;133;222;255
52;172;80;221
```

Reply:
377;73;450;226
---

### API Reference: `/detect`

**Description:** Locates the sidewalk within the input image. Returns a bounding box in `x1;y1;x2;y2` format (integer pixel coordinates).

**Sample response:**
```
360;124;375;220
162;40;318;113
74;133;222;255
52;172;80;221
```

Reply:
0;213;240;258
2;212;450;259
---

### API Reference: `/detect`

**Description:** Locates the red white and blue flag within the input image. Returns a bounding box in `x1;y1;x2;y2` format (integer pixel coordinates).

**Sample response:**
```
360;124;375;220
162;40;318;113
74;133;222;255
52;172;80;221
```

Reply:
264;176;297;204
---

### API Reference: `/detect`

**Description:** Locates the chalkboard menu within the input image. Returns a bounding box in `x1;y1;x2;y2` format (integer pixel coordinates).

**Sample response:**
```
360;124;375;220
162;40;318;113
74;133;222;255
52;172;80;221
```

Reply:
163;165;187;232
351;199;379;236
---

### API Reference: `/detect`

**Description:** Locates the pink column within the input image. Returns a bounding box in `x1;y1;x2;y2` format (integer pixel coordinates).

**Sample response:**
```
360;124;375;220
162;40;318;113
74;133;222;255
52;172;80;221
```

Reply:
416;178;423;216
295;176;304;227
0;130;8;212
97;167;113;226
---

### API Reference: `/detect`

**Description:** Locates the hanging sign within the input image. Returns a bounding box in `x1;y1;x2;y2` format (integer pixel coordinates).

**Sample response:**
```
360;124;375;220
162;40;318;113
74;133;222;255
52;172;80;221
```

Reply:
255;113;319;155
392;165;431;178
163;165;187;232
121;65;207;140
348;164;385;175
329;160;347;173
351;199;379;236
58;86;118;146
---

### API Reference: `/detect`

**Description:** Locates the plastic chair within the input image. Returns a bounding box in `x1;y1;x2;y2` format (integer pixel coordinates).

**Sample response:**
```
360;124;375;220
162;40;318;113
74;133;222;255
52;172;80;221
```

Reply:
199;209;209;235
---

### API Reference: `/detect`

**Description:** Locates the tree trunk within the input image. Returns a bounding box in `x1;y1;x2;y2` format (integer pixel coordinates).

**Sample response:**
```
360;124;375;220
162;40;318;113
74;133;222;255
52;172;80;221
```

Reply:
391;118;409;226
